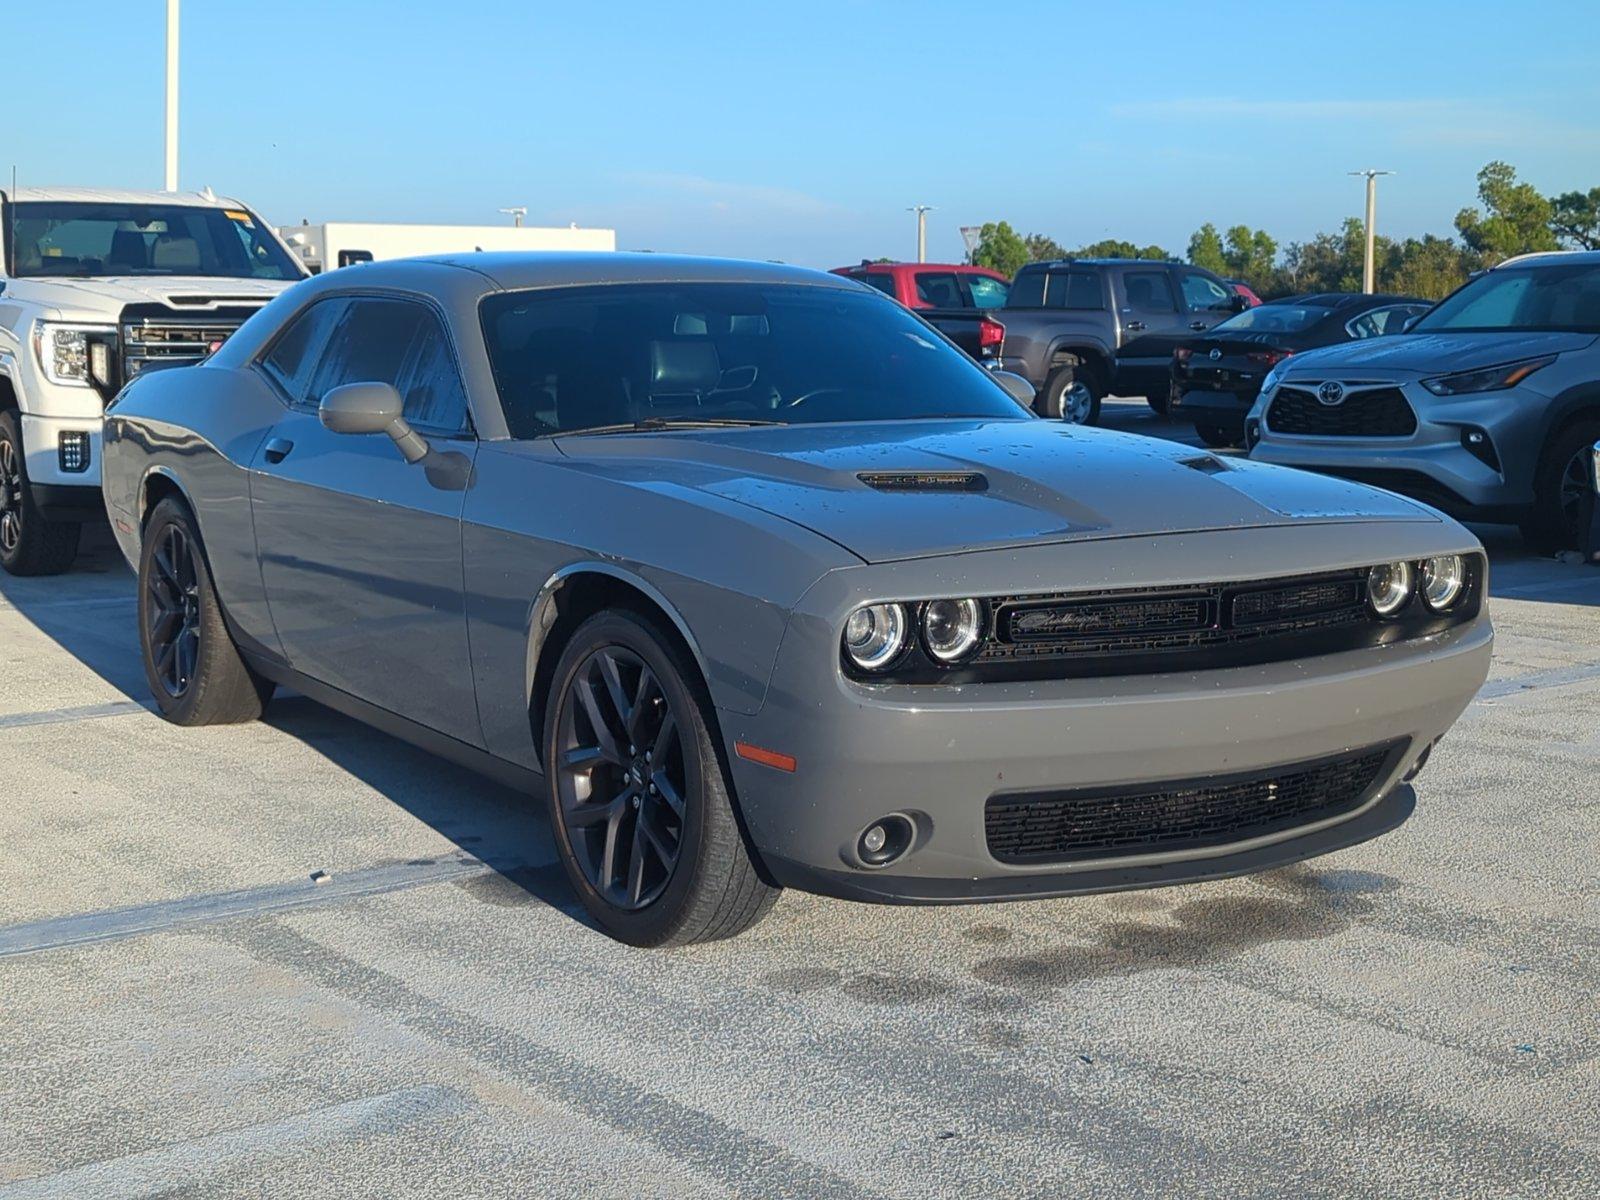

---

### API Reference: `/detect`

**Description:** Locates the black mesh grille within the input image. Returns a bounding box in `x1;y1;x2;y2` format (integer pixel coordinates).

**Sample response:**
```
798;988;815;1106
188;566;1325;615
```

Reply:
986;570;1369;662
985;745;1397;865
1268;386;1416;437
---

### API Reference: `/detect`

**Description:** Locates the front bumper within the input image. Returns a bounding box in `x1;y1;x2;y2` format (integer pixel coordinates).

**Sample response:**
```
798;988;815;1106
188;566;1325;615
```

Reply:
719;526;1492;905
21;410;103;490
1247;377;1549;519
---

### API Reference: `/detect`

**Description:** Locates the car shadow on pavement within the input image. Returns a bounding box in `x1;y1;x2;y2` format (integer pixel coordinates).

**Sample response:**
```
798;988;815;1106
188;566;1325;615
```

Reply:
0;524;591;927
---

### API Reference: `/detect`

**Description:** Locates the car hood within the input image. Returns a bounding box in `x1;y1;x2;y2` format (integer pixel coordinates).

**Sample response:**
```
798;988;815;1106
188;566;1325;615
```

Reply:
1283;330;1596;376
550;419;1435;564
19;275;295;320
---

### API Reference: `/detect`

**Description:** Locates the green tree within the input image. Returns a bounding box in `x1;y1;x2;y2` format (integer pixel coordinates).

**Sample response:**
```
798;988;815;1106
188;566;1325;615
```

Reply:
1186;223;1227;274
1549;187;1600;250
969;221;1029;276
1023;232;1066;261
1281;219;1389;294
1454;161;1558;264
1071;239;1172;261
1223;225;1277;286
1388;236;1474;300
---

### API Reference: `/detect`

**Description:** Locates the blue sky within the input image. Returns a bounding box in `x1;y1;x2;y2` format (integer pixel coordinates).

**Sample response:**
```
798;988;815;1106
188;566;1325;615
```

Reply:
9;1;1599;267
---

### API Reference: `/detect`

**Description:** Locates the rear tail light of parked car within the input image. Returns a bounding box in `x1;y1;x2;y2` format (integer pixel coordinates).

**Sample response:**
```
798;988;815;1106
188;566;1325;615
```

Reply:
978;317;1005;356
1246;349;1293;367
1173;348;1192;365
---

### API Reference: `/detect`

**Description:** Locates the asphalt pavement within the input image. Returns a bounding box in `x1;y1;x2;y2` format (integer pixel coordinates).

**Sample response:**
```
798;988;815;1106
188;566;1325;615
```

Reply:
2;401;1597;1198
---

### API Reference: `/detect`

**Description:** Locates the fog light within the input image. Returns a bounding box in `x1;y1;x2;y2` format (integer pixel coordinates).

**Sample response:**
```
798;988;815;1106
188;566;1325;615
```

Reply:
857;814;913;867
58;432;90;474
1459;426;1500;472
1245;417;1262;450
1366;561;1414;617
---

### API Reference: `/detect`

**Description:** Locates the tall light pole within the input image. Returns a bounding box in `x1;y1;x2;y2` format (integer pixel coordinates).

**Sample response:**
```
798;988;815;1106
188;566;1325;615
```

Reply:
908;204;934;263
164;0;180;191
1349;169;1392;293
499;206;527;227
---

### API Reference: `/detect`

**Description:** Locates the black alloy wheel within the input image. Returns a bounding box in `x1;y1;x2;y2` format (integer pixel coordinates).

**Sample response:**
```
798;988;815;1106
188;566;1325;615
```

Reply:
555;645;687;910
144;521;202;699
0;434;21;561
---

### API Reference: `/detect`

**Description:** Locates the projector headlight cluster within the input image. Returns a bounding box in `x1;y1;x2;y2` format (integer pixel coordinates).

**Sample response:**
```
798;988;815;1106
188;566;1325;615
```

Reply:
842;598;988;673
1366;555;1470;618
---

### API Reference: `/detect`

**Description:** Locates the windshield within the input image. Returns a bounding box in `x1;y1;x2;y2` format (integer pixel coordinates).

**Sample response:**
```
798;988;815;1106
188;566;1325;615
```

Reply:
8;202;303;280
1413;262;1600;334
1212;303;1327;334
480;283;1031;438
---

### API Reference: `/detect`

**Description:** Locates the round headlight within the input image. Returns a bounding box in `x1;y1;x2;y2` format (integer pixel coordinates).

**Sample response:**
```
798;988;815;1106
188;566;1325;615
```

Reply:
922;598;984;664
843;602;908;671
1366;561;1414;617
1420;554;1466;611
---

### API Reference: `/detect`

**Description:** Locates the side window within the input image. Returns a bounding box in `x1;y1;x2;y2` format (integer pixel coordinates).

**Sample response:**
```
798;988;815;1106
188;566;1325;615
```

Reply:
1350;305;1424;339
1045;271;1102;310
913;272;963;308
259;298;347;407
851;271;898;298
1179;271;1233;311
1008;271;1046;307
308;297;471;434
1122;270;1177;312
965;275;1009;309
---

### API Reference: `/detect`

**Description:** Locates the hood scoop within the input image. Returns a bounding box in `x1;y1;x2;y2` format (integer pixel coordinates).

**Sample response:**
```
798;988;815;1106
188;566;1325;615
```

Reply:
1178;454;1230;476
857;470;989;493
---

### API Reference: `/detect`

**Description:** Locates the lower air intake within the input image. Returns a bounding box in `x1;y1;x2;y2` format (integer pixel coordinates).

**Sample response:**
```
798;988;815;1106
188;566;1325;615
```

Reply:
985;744;1398;865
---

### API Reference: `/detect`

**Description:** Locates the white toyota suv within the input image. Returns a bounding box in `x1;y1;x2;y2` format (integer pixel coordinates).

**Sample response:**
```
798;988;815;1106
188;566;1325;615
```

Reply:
0;187;305;574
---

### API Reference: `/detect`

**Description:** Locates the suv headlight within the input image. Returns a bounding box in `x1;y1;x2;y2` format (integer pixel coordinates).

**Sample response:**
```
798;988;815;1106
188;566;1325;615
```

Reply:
1259;360;1288;395
1421;355;1555;396
32;322;115;388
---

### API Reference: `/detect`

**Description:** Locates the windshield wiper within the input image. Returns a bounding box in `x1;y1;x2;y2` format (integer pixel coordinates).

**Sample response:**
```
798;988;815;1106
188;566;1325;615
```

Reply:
563;417;787;436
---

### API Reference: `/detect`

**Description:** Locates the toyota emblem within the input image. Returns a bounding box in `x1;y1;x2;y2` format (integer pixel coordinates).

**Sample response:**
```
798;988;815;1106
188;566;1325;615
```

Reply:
1317;380;1346;406
1208;347;1222;361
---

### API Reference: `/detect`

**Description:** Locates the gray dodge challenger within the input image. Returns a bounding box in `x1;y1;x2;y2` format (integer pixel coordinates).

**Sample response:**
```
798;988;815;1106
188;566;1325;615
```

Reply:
101;253;1492;946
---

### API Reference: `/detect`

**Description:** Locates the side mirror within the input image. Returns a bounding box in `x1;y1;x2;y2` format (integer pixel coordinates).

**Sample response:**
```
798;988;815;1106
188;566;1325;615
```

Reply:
319;381;429;464
989;369;1037;409
1229;293;1250;312
1401;315;1421;333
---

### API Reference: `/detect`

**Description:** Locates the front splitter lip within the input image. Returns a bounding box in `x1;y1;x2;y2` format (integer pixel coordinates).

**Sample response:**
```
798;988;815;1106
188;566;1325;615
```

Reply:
762;783;1416;905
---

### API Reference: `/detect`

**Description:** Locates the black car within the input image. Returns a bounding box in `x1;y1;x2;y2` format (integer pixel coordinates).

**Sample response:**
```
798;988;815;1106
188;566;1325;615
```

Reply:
1170;293;1430;447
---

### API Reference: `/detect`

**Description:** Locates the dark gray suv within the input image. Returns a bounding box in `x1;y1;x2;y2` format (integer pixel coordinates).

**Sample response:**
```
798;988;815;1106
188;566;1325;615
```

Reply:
1248;251;1600;549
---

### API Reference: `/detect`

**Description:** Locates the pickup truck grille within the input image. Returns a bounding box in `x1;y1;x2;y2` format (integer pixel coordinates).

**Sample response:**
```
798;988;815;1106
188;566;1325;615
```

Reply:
984;743;1398;864
1267;386;1416;437
120;318;243;378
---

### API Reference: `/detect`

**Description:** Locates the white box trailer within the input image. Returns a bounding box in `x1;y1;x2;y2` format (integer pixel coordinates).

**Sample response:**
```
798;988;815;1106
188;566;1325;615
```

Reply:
278;220;616;273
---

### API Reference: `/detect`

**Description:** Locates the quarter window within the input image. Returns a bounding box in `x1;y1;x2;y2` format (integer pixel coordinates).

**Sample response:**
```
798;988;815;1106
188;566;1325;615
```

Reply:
306;297;472;434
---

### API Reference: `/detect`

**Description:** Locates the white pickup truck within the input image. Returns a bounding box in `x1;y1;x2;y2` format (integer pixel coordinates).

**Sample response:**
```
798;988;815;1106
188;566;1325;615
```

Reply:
0;187;305;575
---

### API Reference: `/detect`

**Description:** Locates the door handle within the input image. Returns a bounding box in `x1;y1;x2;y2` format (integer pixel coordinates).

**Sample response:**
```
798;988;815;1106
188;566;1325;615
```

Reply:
1190;321;1208;330
262;437;294;464
1125;320;1146;332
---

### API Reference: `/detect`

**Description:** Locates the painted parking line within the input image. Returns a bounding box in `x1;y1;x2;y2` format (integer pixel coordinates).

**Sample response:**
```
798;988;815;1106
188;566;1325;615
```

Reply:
0;855;553;959
0;1085;465;1199
0;700;150;730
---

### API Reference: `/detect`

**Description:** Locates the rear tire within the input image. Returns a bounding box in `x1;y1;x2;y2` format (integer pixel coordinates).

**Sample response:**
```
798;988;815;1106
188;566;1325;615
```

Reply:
544;609;778;947
1148;383;1174;417
0;410;81;577
1519;418;1600;553
1037;361;1103;425
139;497;274;725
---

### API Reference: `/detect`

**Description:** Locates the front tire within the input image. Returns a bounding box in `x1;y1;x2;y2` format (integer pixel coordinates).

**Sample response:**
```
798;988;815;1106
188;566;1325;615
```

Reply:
544;609;778;947
1037;361;1103;425
0;409;81;577
1520;418;1600;553
139;497;273;725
